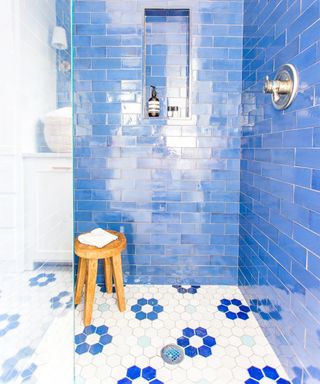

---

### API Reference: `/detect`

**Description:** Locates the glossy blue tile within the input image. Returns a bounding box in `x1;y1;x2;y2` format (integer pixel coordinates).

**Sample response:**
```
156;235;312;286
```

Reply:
76;47;106;57
287;1;320;43
240;0;320;381
74;2;105;12
73;13;91;23
295;186;320;213
301;19;320;50
76;24;106;36
73;35;91;46
127;365;140;380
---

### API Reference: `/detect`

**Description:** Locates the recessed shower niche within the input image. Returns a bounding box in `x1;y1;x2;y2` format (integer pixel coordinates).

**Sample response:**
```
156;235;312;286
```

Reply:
144;9;191;119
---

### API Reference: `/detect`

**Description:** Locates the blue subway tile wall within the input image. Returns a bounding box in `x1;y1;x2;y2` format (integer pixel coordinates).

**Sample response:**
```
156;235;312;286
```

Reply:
239;1;320;382
74;0;243;285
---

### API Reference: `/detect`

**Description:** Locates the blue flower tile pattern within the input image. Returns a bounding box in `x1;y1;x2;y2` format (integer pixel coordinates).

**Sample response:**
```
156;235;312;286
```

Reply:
50;291;72;309
131;298;163;321
172;285;200;294
29;273;56;287
0;347;36;382
0;313;20;337
117;365;163;384
217;298;251;320
75;325;112;355
177;327;216;358
250;299;282;321
246;366;291;384
76;284;293;382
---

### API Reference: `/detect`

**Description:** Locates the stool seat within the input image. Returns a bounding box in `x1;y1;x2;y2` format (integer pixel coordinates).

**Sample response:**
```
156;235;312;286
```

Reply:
74;230;126;326
74;230;126;259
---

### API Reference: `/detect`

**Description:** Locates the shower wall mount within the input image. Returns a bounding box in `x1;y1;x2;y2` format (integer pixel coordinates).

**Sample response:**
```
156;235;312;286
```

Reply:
263;64;298;110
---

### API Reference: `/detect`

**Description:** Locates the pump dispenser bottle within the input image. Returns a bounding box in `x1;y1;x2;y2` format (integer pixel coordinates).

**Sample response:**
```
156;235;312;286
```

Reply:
148;85;160;117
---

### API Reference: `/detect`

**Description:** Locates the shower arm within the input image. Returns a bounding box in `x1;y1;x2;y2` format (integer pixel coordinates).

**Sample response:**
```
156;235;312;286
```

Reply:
263;76;292;102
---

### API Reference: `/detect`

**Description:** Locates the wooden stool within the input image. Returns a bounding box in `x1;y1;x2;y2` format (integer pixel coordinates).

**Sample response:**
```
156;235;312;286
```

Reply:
74;230;126;326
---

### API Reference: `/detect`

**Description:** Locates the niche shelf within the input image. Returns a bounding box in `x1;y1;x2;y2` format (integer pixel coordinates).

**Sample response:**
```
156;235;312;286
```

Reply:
144;9;191;119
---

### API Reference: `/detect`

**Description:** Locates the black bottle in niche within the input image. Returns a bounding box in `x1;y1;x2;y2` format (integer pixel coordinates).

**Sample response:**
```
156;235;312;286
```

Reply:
148;85;160;117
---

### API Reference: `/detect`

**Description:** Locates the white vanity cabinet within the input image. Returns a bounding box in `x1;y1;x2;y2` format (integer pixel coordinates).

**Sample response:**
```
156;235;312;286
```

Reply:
23;154;72;266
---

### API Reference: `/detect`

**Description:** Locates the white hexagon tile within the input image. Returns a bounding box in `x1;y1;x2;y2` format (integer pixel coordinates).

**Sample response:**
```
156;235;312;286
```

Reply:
75;285;292;384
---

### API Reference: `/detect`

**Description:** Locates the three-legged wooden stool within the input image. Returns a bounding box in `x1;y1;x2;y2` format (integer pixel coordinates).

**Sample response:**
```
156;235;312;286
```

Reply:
74;230;126;326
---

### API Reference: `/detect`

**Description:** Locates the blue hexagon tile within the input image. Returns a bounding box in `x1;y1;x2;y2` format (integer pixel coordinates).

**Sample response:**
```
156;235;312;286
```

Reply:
250;299;282;321
246;366;291;384
75;285;291;383
0;265;72;383
118;365;163;384
75;325;113;355
50;291;72;310
217;298;251;320
0;347;36;383
0;313;20;337
172;285;201;294
29;273;56;287
131;298;164;321
177;327;216;358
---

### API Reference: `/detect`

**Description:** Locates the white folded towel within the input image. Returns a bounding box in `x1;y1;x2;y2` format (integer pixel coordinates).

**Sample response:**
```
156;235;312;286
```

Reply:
78;228;118;248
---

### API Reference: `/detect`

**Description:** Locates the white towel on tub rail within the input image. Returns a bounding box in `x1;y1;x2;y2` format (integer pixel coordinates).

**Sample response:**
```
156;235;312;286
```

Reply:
78;228;118;248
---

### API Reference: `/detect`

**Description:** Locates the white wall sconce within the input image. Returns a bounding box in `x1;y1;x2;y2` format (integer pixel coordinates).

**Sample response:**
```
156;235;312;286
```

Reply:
51;26;68;50
51;26;70;73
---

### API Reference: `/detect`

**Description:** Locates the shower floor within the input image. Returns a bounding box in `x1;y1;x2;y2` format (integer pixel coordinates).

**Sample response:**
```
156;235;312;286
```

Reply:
0;265;72;383
75;284;291;384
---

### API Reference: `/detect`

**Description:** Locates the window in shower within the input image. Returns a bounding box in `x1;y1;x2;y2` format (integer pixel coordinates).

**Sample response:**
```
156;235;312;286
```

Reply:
144;9;191;119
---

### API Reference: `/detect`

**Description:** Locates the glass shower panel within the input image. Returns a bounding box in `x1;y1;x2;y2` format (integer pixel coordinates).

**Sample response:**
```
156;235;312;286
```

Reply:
0;1;73;382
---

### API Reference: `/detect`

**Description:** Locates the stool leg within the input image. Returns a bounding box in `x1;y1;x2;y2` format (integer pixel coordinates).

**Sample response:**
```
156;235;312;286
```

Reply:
75;258;87;305
84;259;98;326
111;253;126;312
104;257;113;294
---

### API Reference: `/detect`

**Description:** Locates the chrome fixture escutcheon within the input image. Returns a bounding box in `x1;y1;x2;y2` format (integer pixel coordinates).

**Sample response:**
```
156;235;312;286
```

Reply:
263;64;299;110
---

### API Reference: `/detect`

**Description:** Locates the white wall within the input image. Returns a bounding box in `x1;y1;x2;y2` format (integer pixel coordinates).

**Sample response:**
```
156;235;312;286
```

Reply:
0;0;57;269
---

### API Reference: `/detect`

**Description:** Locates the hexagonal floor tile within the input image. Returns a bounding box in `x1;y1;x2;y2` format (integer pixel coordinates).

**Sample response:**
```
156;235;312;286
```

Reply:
75;285;291;384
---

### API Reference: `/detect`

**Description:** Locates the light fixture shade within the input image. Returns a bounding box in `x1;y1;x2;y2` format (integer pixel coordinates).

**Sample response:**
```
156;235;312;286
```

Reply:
51;26;68;50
